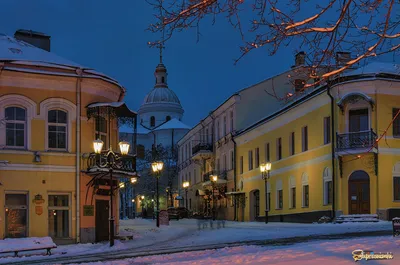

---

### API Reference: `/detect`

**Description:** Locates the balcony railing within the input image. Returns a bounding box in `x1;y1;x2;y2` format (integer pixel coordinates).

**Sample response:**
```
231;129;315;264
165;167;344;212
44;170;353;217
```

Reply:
336;129;377;152
192;143;213;155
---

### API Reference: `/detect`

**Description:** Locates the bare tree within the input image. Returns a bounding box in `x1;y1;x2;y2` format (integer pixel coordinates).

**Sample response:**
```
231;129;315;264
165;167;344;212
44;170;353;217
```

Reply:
148;0;399;94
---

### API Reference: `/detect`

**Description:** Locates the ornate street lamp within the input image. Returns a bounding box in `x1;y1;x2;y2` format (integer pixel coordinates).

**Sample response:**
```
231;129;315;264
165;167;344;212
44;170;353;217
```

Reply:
151;161;164;227
210;175;218;221
183;181;190;210
260;162;272;224
92;139;130;247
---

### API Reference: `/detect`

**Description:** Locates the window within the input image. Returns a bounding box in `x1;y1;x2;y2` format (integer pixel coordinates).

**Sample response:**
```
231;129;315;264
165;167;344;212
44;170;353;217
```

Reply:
323;167;333;205
394;176;400;201
276;179;283;209
194;169;197;184
303;185;309;207
48;110;67;150
5;107;26;148
223;116;226;136
205;128;209;143
393;108;400;137
240;156;243;174
302;173;309;207
291;187;296;208
254;147;260;168
289;132;295;156
5;193;27;238
265;143;270;162
223;154;227;171
48;194;70;238
276;138;282;160
349;108;368;132
150;116;155;127
230;150;234;170
248;150;253;170
95;116;107;149
166;116;171;122
289;176;296;208
324;116;331;144
161;76;165;83
302;126;308;152
230;111;234;132
216;121;220;140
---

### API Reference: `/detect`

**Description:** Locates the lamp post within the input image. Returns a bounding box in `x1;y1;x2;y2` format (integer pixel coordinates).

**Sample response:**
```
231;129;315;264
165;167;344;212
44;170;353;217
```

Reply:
92;139;130;247
183;181;189;210
210;175;218;220
140;195;145;217
130;177;137;218
166;186;170;208
151;161;164;227
260;162;272;224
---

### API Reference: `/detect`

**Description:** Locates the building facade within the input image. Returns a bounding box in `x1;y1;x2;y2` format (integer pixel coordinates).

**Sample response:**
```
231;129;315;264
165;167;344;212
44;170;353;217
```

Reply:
0;32;134;243
234;62;400;222
177;53;318;220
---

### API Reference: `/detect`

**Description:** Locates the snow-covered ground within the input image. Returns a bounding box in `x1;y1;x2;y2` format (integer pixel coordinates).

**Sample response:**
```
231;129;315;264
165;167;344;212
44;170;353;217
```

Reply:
0;218;393;264
68;235;400;265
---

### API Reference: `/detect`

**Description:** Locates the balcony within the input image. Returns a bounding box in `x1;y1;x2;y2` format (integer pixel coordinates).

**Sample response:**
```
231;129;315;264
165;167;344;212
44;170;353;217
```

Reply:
336;129;377;155
191;143;213;161
202;171;228;187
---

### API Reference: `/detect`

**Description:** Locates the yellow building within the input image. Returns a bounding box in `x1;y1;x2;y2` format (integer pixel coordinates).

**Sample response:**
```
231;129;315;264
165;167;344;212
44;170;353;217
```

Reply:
234;62;400;222
0;32;137;243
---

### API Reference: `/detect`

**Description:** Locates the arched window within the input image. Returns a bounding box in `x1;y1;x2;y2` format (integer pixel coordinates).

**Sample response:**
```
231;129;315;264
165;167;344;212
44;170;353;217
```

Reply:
276;179;283;209
289;176;296;208
166;116;171;122
150;116;155;127
301;173;309;207
95;116;107;149
323;167;333;205
162;77;165;83
48;110;67;150
5;106;26;147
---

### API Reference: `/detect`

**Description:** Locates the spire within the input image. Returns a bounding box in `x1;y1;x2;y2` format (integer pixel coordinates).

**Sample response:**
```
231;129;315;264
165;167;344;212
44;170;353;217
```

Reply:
154;1;167;88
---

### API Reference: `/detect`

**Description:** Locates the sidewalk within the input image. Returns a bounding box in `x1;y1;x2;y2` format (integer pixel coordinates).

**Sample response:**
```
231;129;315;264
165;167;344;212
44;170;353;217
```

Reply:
1;219;394;265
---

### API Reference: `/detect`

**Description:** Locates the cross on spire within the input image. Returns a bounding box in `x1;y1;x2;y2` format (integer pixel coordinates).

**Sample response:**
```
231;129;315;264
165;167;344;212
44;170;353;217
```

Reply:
158;1;165;64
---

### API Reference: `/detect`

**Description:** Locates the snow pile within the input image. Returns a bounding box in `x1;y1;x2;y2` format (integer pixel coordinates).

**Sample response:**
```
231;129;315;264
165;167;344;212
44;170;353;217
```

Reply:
0;237;56;252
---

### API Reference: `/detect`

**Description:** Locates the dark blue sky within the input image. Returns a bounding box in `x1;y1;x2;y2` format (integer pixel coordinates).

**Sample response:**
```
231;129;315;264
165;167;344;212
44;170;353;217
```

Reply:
1;0;397;126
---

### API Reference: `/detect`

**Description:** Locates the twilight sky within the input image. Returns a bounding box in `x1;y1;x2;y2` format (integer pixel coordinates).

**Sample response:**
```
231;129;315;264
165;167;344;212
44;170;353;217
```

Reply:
1;0;398;126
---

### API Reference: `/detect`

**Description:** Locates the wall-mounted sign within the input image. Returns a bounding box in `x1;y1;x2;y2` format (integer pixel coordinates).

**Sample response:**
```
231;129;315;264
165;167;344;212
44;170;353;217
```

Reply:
83;205;94;216
33;194;45;204
35;206;43;215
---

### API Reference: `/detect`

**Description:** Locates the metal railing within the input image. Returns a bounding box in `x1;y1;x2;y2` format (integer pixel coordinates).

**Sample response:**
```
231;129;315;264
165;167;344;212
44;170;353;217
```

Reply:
336;129;377;151
192;143;213;155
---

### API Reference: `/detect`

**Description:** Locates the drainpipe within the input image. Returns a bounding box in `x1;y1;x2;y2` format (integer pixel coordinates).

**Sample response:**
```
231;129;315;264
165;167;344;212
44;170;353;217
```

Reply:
231;136;237;221
327;85;336;220
75;68;83;243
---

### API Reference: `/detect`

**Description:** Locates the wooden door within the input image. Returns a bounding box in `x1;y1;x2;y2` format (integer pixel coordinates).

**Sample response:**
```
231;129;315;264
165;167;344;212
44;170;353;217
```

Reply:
348;181;370;214
95;200;109;242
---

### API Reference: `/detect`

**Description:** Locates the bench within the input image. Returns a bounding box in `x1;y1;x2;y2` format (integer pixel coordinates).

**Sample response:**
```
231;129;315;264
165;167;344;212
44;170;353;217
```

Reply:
0;237;57;257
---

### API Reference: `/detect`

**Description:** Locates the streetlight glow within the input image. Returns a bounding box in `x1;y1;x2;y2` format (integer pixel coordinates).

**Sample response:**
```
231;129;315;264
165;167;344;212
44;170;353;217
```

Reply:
119;141;130;155
260;162;272;173
141;195;145;200
130;177;138;184
152;161;164;173
93;139;104;154
119;182;125;189
183;181;189;188
211;175;218;182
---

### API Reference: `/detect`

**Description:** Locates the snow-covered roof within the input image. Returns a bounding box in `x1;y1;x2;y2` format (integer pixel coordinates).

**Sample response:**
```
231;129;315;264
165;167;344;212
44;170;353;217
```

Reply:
343;62;400;77
154;118;191;131
0;34;83;68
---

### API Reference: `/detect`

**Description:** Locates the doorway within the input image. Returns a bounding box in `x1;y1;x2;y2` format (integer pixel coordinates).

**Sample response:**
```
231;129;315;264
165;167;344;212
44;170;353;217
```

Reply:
249;189;260;221
348;170;370;214
95;200;109;242
5;193;28;238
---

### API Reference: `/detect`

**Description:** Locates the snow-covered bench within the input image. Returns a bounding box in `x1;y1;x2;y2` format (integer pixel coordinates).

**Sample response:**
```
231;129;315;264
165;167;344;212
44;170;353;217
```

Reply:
0;237;57;257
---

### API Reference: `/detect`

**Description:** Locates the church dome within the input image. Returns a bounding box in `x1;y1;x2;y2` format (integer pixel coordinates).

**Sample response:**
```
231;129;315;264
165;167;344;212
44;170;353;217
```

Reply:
142;87;181;105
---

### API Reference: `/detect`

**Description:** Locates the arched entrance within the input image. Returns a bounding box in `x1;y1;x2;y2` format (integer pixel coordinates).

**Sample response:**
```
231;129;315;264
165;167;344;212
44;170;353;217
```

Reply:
249;189;260;221
348;170;370;214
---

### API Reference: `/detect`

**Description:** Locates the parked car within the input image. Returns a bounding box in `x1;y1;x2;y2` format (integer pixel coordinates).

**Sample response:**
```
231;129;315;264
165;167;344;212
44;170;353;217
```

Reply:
167;207;190;219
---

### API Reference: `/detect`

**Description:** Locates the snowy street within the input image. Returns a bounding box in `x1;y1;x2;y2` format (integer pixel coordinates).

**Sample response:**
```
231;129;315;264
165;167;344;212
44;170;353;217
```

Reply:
0;219;394;264
67;235;400;265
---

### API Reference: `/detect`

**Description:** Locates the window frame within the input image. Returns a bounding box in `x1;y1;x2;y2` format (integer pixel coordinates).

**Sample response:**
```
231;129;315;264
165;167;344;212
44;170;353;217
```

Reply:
393;108;400;137
240;156;243;174
276;138;282;160
289;132;295;156
265;142;270;162
248;150;253;171
4;106;27;149
324;116;331;144
255;147;260;168
303;185;309;207
150;116;155;127
95;116;108;150
48;193;71;239
302;126;308;152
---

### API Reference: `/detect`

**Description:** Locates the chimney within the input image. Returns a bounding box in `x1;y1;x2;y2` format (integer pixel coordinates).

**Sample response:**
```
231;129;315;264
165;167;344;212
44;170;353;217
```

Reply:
295;51;306;66
14;29;51;52
336;51;351;67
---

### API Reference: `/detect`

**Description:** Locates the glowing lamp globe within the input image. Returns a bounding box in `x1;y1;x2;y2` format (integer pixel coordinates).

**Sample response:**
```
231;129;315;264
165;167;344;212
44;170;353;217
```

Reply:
183;181;189;188
211;175;218;182
130;177;138;184
119;141;130;155
119;182;125;189
93;139;104;154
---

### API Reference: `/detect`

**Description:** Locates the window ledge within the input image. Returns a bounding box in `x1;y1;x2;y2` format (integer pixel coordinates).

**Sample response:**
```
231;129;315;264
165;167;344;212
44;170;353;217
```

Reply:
289;207;296;210
393;200;400;202
302;206;309;208
275;208;282;210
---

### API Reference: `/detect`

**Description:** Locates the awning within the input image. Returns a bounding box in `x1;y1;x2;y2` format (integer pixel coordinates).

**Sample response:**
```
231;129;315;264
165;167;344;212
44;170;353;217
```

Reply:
225;191;245;195
86;101;137;119
84;167;139;178
196;189;206;196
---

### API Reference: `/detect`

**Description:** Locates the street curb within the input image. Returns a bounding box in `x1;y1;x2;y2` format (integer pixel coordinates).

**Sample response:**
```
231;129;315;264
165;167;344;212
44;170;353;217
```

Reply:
6;229;393;265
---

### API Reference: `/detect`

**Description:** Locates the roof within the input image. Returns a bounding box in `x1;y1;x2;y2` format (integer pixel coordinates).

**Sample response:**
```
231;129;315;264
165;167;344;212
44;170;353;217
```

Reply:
142;87;181;105
343;62;400;77
154;118;191;131
86;102;137;118
15;29;50;38
0;34;82;68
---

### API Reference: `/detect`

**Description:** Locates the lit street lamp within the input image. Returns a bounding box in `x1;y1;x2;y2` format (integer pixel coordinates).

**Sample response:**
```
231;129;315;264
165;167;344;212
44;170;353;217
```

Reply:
260;162;272;224
183;181;189;210
92;139;130;247
210;175;218;221
151;161;164;227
